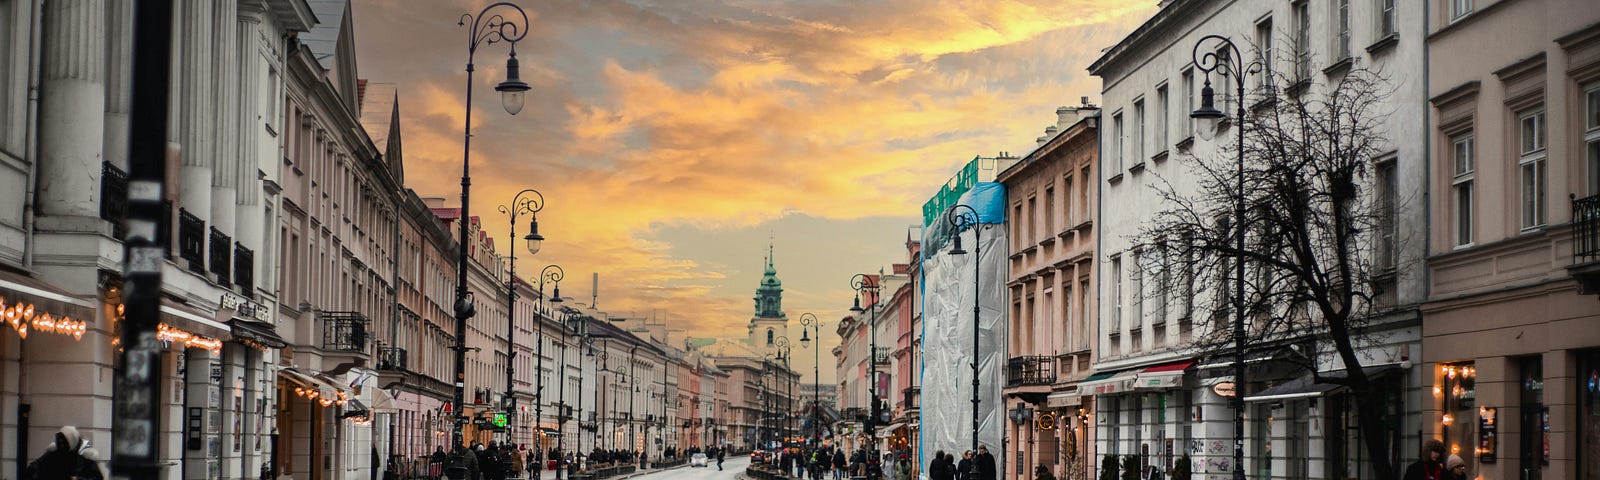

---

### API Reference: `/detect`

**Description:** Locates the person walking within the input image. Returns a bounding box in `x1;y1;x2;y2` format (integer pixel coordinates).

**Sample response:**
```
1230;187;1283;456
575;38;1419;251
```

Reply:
893;454;912;480
956;451;975;480
25;426;104;480
1444;454;1468;480
974;446;996;480
716;447;726;471
1402;440;1446;480
832;448;847;480
928;452;951;480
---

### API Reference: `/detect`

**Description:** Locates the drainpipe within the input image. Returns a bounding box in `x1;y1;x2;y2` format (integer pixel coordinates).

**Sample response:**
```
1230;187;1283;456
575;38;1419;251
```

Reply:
21;0;44;270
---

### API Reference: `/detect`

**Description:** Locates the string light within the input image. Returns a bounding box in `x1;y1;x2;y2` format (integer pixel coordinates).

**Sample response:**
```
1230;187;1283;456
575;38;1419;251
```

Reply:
0;296;87;340
157;324;222;354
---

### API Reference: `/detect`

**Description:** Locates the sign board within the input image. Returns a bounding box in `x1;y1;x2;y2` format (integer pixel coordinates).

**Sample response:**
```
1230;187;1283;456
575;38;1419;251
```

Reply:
220;293;271;322
1478;407;1496;463
1212;382;1236;397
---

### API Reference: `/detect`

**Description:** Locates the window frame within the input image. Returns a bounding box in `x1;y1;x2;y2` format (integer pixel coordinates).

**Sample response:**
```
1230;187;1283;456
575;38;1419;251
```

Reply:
1111;111;1125;173
1335;0;1352;60
1256;16;1276;85
1294;1;1313;81
1155;83;1169;152
1181;69;1195;140
1451;133;1475;247
1132;97;1146;165
1517;107;1547;230
1109;255;1123;335
1374;157;1399;270
1450;0;1473;22
1586;83;1600;196
1377;0;1397;38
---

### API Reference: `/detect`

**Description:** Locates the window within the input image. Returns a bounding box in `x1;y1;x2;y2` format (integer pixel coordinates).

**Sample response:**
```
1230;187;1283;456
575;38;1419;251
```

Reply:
1027;196;1038;241
1155;84;1169;151
1217;48;1234;112
1519;108;1546;230
1130;251;1143;330
1256;17;1276;84
1587;84;1600;195
1452;134;1475;246
1181;69;1195;139
1377;0;1397;38
1375;159;1398;270
1295;1;1313;80
1133;99;1146;164
1045;187;1055;234
1109;255;1122;334
1063;175;1074;225
1450;0;1473;21
1112;112;1125;172
1335;0;1352;59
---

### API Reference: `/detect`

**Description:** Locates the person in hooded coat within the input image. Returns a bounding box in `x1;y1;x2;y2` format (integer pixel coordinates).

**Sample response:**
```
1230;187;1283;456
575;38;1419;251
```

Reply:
27;426;104;480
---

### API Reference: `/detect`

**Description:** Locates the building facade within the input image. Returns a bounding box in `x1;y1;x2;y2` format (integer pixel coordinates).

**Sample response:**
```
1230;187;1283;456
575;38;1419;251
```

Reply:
1088;0;1429;478
996;101;1100;480
1420;1;1600;479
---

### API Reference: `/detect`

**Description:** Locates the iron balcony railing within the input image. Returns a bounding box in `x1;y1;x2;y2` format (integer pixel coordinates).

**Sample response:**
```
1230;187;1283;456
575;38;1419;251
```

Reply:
1575;194;1600;265
873;347;890;365
209;228;231;287
378;346;407;371
320;311;369;353
178;209;205;273
233;244;254;297
902;386;920;410
1006;355;1056;387
101;162;128;239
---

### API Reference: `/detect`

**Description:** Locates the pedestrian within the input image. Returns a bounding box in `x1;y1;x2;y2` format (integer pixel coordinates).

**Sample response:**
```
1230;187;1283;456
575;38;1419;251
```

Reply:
928;452;950;480
975;445;996;480
1402;440;1446;480
510;446;525;479
894;454;912;480
716;446;726;471
25;426;104;480
1444;454;1468;480
832;448;847;480
956;451;975;480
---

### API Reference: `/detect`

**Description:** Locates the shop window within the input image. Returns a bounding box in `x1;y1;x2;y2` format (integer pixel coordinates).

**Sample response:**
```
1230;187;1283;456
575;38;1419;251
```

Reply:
1579;350;1600;480
1520;356;1545;480
1439;362;1477;464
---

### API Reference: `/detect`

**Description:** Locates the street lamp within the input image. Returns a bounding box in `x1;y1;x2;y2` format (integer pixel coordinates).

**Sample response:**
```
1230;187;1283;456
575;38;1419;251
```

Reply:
945;204;981;456
798;313;823;442
497;189;546;447
849;273;881;480
1190;34;1258;480
452;2;529;468
534;264;563;477
774;336;794;442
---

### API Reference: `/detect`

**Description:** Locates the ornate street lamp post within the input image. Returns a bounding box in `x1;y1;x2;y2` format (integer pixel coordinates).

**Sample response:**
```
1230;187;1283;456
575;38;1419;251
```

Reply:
774;337;793;441
850;273;881;480
497;189;546;447
451;3;531;470
945;204;981;456
798;313;823;442
533;264;563;477
1189;34;1260;480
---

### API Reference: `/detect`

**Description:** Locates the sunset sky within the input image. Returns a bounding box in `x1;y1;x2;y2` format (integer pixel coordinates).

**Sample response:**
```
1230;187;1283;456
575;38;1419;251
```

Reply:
350;0;1154;384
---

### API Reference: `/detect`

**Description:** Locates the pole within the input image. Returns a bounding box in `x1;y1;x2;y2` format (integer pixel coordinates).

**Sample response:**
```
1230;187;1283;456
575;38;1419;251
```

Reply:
1231;48;1247;480
504;206;519;447
972;222;980;458
113;2;173;479
534;264;560;479
452;19;477;458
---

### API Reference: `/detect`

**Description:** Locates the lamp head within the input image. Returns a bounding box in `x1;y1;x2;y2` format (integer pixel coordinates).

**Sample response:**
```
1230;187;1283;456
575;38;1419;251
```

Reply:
849;294;863;313
550;283;563;303
496;49;532;115
800;330;810;345
949;232;967;255
523;215;544;255
1191;77;1225;120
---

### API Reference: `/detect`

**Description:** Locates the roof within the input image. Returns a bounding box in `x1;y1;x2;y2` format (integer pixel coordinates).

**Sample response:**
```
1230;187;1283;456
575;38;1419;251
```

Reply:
300;0;349;68
1087;0;1197;76
358;81;397;152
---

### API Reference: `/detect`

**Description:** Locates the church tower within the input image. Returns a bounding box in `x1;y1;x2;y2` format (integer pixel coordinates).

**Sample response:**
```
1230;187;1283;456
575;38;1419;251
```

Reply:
747;243;787;356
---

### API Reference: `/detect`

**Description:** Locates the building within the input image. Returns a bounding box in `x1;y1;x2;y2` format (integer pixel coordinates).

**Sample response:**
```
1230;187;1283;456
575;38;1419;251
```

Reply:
1088;0;1428;478
995;101;1100;480
1420;1;1600;478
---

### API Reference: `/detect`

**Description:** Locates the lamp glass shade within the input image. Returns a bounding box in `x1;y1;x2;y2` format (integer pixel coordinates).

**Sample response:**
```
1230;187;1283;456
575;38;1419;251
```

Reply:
1191;80;1225;119
949;233;967;255
850;295;863;313
496;54;532;115
800;331;811;345
550;285;562;302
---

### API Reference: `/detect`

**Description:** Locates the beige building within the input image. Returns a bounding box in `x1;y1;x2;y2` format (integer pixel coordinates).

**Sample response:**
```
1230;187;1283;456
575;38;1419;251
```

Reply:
1421;1;1600;479
995;101;1099;480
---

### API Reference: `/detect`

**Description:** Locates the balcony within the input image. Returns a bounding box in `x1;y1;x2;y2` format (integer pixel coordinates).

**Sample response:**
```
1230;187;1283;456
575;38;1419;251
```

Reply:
318;311;370;374
101;162;127;239
1006;355;1056;388
209;228;231;287
178;209;204;273
1572;194;1600;295
873;347;890;365
376;346;408;389
233;244;254;298
901;386;920;411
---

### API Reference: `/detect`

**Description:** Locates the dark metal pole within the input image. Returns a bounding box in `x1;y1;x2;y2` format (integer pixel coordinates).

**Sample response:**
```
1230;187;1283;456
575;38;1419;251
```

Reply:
1231;50;1248;480
534;264;560;478
850;273;880;480
946;204;981;457
113;2;173;479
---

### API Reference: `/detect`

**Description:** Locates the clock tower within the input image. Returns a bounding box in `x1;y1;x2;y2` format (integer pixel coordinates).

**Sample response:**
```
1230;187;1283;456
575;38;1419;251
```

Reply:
747;243;787;356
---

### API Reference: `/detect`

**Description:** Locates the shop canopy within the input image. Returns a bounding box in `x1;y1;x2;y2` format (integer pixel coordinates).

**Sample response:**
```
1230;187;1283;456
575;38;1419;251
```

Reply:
1078;369;1140;396
1134;360;1194;390
1243;365;1401;403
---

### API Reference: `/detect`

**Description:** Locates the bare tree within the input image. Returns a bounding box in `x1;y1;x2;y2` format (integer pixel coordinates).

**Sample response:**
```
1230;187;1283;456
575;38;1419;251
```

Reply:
1134;62;1405;478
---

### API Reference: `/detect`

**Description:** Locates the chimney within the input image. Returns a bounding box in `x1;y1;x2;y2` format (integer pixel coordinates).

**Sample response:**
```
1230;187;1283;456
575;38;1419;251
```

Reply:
423;197;446;208
1056;106;1080;130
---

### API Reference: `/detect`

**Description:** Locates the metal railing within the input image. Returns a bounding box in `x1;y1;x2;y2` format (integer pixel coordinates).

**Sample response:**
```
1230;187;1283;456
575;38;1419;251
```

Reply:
379;346;408;371
320;311;369;352
234;244;254;297
873;347;890;365
1575;194;1600;264
1006;355;1056;387
902;386;920;409
209;228;231;287
101;162;128;239
178;209;205;273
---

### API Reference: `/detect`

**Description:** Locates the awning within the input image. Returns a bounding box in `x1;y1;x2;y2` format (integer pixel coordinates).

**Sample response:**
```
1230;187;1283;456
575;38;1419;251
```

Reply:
1243;365;1400;403
1134;361;1194;390
159;298;231;340
371;387;398;413
341;399;370;418
876;423;905;438
1079;370;1140;395
1046;391;1082;408
228;319;287;349
278;368;352;406
0;269;95;323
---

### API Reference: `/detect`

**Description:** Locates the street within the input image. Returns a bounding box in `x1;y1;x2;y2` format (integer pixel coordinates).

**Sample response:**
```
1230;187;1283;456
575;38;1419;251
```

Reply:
630;457;750;480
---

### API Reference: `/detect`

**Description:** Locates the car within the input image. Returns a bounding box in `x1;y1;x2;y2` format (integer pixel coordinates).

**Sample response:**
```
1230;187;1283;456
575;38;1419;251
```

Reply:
749;449;767;463
691;453;709;467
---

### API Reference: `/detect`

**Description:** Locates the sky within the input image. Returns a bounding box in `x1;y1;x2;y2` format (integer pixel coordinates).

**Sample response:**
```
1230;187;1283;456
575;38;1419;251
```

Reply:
350;0;1154;384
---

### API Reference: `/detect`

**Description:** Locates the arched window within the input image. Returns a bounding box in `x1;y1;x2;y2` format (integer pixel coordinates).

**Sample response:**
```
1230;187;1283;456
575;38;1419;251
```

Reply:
767;328;774;345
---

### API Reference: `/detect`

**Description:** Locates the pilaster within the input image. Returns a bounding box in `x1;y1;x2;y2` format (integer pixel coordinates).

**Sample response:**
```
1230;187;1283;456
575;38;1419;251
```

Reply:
211;0;240;246
179;0;215;231
185;348;220;480
103;0;133;170
35;0;106;219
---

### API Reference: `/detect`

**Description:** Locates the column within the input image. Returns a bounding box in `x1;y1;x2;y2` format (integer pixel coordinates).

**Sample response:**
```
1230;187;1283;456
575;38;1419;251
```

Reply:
241;348;268;480
103;0;133;170
220;344;245;480
210;0;240;254
35;0;105;219
185;348;221;480
234;7;265;281
179;0;214;238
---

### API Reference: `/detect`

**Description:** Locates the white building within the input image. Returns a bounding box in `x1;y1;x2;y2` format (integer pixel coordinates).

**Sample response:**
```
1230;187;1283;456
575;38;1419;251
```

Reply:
1087;0;1427;478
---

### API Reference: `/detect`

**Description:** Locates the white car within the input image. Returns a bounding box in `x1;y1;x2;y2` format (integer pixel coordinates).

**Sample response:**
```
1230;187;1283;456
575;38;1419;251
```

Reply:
691;453;710;467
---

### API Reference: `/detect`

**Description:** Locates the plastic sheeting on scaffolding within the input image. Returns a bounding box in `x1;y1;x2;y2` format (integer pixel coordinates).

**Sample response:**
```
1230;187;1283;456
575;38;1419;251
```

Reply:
919;182;1007;480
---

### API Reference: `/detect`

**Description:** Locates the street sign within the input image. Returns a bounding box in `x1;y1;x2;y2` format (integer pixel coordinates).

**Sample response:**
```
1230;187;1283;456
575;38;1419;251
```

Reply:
493;413;508;428
1212;382;1236;397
